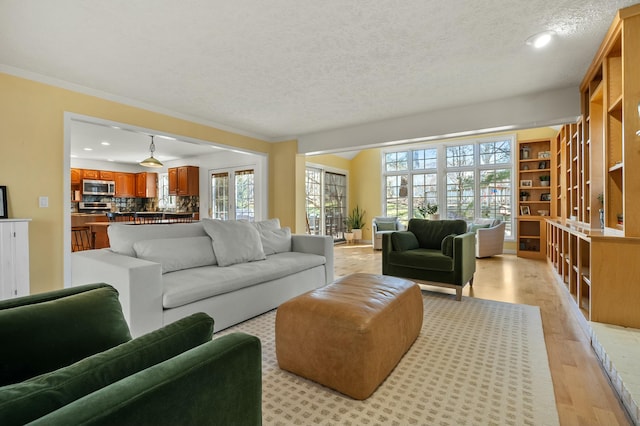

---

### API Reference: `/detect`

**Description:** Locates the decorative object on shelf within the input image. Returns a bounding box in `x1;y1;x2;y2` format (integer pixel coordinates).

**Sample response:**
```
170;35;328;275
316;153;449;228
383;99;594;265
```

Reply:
522;164;529;170
540;193;551;201
537;210;549;216
139;135;163;168
520;146;531;159
417;201;439;220
538;161;547;169
617;213;623;225
0;186;7;219
520;180;533;187
597;193;604;229
520;191;530;201
537;151;551;159
520;206;531;216
539;175;550;187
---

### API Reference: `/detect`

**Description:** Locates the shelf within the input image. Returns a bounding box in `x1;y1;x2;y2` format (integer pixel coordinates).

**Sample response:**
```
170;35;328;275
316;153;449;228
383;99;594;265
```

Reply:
519;234;540;239
608;94;623;113
608;162;623;172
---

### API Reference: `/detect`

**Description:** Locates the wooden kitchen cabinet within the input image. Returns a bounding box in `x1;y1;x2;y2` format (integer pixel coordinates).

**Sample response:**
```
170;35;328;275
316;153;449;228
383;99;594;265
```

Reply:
114;172;136;198
99;170;114;180
136;172;158;198
71;168;82;184
82;169;99;179
169;166;199;196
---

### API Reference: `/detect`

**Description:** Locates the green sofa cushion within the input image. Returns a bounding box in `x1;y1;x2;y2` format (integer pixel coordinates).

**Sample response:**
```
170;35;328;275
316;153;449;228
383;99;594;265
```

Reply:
407;219;467;250
0;312;214;426
0;284;131;386
441;234;456;257
391;231;419;251
388;248;454;272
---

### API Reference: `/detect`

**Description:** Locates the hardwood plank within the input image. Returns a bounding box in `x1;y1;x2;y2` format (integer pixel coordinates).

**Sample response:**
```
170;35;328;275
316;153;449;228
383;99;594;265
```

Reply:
333;245;632;425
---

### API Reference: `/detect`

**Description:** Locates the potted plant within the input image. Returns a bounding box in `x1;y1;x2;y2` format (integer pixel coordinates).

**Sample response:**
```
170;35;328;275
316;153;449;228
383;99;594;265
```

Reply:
539;175;550;187
416;201;438;220
345;205;366;242
520;191;530;202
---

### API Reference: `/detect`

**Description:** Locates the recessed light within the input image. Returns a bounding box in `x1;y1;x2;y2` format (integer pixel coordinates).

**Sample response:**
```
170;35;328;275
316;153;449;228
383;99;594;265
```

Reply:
83;147;93;151
101;141;110;146
526;30;556;48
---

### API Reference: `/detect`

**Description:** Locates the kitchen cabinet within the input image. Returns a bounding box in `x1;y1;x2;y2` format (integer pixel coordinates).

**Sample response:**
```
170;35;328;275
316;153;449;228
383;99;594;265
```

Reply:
169;166;199;196
136;172;158;198
0;219;30;300
99;170;114;180
71;168;82;184
82;169;99;179
114;172;136;198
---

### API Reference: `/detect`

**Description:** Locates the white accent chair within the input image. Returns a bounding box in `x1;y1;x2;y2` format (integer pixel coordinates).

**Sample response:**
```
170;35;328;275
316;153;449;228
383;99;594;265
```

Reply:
469;218;506;258
372;216;404;250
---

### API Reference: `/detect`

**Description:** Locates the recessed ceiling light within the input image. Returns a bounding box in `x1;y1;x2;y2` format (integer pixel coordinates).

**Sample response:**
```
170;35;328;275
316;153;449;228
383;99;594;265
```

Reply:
526;30;556;48
101;141;110;146
83;147;93;151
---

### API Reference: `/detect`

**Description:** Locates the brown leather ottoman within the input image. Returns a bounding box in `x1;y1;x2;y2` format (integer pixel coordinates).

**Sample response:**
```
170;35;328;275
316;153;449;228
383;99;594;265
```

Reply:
275;273;423;400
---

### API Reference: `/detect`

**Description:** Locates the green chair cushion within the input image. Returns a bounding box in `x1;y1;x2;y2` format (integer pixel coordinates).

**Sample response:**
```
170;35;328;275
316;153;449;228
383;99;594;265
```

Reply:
0;284;131;386
391;231;419;251
408;219;467;250
0;312;214;426
441;234;456;257
388;248;454;272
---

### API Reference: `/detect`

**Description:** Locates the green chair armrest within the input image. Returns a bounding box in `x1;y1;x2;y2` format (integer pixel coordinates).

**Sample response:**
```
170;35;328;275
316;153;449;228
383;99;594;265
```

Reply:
453;232;477;285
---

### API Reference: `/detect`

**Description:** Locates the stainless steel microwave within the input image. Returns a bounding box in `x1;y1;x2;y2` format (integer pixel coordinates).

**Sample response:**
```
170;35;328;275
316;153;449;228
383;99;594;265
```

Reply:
82;179;115;196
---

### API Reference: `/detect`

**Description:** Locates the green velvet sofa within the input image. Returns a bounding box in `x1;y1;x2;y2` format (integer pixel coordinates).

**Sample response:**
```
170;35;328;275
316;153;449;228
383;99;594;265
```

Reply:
0;283;261;426
382;219;476;301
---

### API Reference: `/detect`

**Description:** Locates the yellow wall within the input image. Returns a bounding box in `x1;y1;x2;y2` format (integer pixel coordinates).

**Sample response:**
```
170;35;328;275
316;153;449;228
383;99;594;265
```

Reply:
0;72;275;294
268;139;298;230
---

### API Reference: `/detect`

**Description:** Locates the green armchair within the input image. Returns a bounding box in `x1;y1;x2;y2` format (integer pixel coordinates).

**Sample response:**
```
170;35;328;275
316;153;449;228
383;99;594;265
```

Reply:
0;283;261;426
382;219;476;301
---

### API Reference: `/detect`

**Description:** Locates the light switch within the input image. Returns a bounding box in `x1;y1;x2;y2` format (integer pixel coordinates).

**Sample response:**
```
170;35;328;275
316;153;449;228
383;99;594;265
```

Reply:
39;196;48;208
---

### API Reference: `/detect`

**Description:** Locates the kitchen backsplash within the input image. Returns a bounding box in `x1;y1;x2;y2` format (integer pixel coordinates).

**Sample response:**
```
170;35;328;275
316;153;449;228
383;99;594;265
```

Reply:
74;195;199;213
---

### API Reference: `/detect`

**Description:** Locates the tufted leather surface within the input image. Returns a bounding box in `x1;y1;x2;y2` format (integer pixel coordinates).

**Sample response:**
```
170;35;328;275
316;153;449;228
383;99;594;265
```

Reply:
275;273;423;400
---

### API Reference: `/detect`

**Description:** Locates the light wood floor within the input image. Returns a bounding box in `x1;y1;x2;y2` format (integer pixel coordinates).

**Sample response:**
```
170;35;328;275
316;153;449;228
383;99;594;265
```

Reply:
334;243;632;426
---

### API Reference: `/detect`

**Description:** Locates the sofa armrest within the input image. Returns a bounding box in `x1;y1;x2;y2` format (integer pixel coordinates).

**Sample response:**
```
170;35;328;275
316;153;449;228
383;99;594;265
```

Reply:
291;234;334;284
30;332;262;426
71;249;163;337
453;232;476;285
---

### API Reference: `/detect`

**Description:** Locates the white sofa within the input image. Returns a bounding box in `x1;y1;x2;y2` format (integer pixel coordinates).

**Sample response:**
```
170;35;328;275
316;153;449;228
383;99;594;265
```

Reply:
71;219;333;336
372;216;404;250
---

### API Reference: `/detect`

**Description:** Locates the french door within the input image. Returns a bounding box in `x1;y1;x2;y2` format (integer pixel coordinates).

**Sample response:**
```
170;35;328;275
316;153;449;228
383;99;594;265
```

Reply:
211;168;256;221
305;167;347;241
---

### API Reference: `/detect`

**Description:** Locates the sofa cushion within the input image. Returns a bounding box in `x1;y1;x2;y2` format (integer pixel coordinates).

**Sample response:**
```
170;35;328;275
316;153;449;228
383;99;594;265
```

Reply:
407;219;467;250
202;219;266;267
162;252;327;308
108;222;207;257
388;249;454;272
0;285;131;387
441;234;456;257
0;313;213;426
376;222;396;231
391;231;419;251
468;223;491;233
133;236;217;273
260;227;292;255
252;218;281;231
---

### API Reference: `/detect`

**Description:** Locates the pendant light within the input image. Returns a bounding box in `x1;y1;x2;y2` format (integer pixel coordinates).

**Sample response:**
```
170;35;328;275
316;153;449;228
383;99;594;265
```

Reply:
139;135;163;168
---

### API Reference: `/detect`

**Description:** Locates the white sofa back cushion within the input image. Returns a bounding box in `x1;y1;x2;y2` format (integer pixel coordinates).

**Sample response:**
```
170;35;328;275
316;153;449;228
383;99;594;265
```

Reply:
133;236;217;273
108;222;207;256
202;219;266;267
260;227;292;255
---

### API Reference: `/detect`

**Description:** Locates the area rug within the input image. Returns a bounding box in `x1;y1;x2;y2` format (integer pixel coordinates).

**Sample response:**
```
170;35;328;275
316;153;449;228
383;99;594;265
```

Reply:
219;292;560;425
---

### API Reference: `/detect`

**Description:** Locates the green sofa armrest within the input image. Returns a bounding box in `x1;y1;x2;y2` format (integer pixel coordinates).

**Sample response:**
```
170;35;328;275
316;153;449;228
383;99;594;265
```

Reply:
30;333;262;426
453;232;477;285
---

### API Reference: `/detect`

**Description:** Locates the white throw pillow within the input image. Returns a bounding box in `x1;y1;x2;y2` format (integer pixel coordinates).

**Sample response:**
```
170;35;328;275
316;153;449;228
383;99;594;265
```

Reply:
202;219;266;267
252;218;281;232
133;236;217;273
260;227;292;255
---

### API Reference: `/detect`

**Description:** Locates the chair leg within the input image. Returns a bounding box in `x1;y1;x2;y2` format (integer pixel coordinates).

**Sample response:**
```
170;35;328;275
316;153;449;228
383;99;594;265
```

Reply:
456;287;462;301
469;274;474;287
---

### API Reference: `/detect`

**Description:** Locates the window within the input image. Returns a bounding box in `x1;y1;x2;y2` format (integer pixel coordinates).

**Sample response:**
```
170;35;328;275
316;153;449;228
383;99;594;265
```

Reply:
157;173;175;210
304;166;348;241
383;137;514;238
210;168;255;221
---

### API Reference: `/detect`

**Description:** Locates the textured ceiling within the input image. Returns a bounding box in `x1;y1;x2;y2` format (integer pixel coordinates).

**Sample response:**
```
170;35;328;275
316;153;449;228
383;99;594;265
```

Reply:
1;0;638;142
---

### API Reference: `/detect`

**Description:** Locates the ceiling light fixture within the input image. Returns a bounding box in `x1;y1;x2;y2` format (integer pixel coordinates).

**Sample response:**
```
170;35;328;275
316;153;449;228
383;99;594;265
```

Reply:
526;30;556;48
139;135;163;168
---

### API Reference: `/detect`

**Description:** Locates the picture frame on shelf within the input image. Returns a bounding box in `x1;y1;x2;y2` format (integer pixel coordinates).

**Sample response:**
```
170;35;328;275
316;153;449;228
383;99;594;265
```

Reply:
538;161;547;169
541;192;551;201
520;205;531;216
520;179;533;188
0;186;7;219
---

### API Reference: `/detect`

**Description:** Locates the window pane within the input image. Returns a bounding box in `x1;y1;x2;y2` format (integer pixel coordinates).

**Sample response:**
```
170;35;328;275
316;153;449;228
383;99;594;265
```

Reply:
480;168;512;237
446;171;475;220
157;173;175;209
446;145;474;167
324;172;347;241
305;168;322;235
386;175;409;221
412;173;437;218
385;151;409;172
412;148;437;170
480;140;511;165
211;172;229;220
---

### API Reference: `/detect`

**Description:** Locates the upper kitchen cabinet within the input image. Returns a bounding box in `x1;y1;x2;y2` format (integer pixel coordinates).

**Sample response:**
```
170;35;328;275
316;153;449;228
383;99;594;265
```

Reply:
82;169;99;179
114;172;136;198
99;170;114;180
136;172;158;198
169;166;199;196
71;168;82;185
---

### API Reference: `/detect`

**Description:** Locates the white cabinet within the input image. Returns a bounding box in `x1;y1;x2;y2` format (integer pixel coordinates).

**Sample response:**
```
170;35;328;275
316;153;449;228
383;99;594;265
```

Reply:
0;219;30;300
